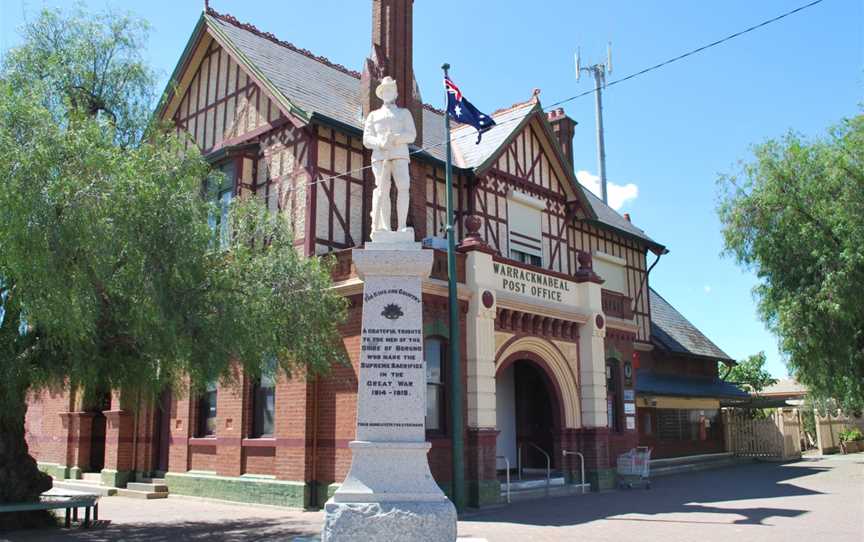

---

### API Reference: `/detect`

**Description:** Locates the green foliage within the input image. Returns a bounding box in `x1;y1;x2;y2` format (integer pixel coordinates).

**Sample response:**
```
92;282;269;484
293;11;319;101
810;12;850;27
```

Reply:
839;427;863;443
721;351;778;394
1;5;155;147
0;6;347;424
717;115;864;412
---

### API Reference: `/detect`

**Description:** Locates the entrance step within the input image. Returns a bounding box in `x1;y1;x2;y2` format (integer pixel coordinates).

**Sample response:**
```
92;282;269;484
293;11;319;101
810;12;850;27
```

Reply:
126;482;168;493
116;488;169;499
500;478;587;503
52;480;117;496
81;472;102;483
650;453;753;477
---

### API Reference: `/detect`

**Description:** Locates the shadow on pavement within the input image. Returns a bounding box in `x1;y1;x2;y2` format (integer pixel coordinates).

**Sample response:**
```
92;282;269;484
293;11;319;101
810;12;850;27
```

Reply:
463;460;828;529
1;517;319;542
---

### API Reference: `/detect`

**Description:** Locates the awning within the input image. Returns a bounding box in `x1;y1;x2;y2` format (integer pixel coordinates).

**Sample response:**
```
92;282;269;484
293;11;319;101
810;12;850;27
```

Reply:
636;369;749;400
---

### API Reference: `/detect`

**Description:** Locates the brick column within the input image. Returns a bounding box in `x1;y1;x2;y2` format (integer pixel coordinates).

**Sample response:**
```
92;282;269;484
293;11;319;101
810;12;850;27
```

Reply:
465;428;499;507
215;375;245;478
59;412;94;479
574;427;611;490
169;381;193;473
102;408;133;487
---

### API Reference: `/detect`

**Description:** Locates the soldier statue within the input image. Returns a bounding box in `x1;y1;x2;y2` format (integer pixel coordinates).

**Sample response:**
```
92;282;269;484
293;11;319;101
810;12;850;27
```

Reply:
363;76;417;240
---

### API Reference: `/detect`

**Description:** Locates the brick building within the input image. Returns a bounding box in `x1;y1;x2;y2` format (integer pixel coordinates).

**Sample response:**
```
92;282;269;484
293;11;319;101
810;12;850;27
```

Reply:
25;0;743;508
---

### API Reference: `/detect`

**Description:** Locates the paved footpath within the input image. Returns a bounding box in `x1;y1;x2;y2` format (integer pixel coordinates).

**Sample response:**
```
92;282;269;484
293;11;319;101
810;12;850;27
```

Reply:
3;454;862;542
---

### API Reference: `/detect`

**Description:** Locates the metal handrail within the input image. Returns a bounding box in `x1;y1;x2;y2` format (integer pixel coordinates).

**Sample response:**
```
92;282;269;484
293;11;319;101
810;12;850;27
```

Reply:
495;455;511;504
562;450;587;494
519;442;551;494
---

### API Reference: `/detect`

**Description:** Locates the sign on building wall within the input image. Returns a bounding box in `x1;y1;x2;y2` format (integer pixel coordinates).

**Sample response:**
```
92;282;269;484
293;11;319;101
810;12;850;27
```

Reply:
492;261;579;306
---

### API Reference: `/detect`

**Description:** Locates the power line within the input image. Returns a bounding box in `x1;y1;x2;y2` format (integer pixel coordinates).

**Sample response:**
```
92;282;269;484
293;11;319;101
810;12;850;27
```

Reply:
260;0;826;194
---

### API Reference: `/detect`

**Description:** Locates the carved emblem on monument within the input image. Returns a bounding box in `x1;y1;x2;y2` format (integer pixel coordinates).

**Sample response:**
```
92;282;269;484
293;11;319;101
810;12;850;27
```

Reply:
363;76;417;243
381;303;404;320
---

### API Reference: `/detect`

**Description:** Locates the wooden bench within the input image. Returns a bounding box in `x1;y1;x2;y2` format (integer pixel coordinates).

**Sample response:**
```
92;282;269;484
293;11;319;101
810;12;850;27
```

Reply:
0;491;100;528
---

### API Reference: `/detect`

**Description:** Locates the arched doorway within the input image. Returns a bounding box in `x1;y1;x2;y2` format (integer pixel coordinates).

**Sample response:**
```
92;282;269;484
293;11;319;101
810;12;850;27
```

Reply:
495;356;563;475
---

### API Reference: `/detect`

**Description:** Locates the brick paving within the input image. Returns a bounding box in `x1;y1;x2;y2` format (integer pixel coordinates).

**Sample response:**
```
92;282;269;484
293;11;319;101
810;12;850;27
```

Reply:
2;454;862;542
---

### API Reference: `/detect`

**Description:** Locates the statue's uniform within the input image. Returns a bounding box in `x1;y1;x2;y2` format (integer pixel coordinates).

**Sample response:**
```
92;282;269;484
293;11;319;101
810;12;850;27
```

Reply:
363;103;417;233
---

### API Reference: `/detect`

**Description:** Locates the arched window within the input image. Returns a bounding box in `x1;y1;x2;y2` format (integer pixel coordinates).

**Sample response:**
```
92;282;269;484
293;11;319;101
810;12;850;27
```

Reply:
425;337;447;434
197;380;218;437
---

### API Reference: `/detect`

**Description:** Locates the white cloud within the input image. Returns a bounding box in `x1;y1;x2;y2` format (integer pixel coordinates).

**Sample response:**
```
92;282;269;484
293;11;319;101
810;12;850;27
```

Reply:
575;170;638;211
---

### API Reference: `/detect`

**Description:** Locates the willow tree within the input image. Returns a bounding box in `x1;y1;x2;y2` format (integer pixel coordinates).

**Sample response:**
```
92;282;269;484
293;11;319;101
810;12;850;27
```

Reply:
0;7;345;525
717;114;864;413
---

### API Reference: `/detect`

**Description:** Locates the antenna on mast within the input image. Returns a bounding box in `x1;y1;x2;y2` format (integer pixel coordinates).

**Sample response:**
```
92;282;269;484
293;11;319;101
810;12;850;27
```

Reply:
575;42;613;204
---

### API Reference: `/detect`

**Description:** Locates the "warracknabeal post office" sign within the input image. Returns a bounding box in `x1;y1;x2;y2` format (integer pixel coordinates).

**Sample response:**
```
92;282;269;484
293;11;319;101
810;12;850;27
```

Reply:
493;261;576;304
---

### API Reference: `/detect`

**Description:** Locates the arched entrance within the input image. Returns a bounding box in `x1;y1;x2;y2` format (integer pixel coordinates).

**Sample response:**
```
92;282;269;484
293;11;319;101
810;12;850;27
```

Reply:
495;353;565;475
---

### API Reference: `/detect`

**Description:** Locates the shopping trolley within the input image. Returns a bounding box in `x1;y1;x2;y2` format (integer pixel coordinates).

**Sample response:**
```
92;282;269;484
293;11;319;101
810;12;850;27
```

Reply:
616;446;652;489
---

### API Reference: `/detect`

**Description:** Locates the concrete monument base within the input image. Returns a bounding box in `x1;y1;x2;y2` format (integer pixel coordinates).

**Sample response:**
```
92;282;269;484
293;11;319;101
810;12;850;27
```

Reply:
322;501;456;542
320;241;456;541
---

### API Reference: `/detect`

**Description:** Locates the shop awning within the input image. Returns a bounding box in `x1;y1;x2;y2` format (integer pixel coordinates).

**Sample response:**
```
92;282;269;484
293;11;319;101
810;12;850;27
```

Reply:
636;369;749;400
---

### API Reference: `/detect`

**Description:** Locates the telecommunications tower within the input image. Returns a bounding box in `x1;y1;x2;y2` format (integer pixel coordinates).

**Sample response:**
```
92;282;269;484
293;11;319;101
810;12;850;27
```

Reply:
576;43;612;205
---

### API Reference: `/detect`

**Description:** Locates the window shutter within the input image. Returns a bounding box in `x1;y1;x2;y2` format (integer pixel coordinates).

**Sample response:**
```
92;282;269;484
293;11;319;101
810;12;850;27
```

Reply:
507;191;543;260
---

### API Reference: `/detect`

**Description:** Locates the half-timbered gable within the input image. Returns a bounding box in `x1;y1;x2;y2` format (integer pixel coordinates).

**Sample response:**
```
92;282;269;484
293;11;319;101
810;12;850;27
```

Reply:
313;126;367;253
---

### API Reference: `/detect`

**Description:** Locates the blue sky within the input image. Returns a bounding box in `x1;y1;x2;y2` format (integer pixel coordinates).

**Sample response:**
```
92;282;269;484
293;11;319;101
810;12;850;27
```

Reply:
2;0;861;377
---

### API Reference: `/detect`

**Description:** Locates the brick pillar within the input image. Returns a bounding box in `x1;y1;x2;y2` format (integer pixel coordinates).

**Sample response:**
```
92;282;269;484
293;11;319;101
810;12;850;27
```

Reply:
465;428;499;507
274;374;313;504
131;399;158;476
169;380;193;473
215;374;245;478
574;427;611;490
59;412;94;479
102;408;133;487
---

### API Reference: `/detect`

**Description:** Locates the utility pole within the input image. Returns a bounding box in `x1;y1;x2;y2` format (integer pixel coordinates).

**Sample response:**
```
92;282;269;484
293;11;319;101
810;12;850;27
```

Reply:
576;43;613;205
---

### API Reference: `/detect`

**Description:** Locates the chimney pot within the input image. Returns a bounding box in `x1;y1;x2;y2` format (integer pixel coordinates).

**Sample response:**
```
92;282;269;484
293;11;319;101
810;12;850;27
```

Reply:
624;213;631;222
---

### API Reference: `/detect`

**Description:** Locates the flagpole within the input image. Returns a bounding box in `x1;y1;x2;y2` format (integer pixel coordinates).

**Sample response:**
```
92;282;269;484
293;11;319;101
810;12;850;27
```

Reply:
441;62;465;514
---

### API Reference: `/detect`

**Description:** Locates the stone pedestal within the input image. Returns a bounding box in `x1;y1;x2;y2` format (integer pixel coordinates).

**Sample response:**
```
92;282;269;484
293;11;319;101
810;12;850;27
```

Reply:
322;241;456;542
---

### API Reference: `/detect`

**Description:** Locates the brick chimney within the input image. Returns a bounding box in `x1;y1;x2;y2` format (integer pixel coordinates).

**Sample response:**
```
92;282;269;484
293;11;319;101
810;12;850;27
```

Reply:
361;0;423;146
547;108;577;171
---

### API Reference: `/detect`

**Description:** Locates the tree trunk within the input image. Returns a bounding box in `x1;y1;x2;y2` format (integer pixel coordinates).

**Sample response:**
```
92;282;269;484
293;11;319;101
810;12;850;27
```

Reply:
0;400;54;529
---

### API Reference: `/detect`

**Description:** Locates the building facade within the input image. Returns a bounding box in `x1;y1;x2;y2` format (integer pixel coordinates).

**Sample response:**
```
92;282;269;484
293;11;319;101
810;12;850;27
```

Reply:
24;1;741;508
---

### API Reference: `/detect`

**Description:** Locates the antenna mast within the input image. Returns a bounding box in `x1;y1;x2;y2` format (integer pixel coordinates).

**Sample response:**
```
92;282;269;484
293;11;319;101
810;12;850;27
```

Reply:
576;43;613;205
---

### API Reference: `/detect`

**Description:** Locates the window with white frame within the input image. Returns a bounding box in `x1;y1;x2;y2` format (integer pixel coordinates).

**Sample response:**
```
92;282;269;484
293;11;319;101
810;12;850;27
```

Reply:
592;251;627;293
507;191;544;267
425;337;446;433
206;161;236;249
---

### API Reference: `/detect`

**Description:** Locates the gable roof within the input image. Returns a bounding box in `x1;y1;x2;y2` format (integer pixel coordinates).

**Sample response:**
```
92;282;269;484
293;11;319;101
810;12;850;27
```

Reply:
649;288;734;363
162;8;663;249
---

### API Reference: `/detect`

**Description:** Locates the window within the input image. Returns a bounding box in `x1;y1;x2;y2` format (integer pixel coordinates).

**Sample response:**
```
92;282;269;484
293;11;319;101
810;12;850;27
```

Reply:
425;338;446;433
655;409;721;441
206;161;236;248
511;249;542;267
592;252;627;293
507;191;544;267
606;360;621;432
252;373;276;438
197;380;218;437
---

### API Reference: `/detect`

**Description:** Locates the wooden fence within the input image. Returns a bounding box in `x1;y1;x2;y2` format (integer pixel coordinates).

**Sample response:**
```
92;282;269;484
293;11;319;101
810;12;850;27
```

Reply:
723;408;802;460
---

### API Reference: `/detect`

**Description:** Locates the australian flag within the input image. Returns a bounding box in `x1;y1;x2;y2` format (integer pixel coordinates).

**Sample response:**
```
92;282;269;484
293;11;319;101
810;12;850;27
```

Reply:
445;77;495;144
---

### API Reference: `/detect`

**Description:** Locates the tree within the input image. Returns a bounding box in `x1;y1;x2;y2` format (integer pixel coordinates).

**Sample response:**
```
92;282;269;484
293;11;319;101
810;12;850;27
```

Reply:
0;7;346;526
717;114;864;412
721;352;777;394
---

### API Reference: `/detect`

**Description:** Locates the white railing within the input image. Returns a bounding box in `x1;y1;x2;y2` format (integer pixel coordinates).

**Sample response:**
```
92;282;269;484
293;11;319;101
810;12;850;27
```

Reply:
518;442;551;494
495;455;511;503
562;450;588;494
